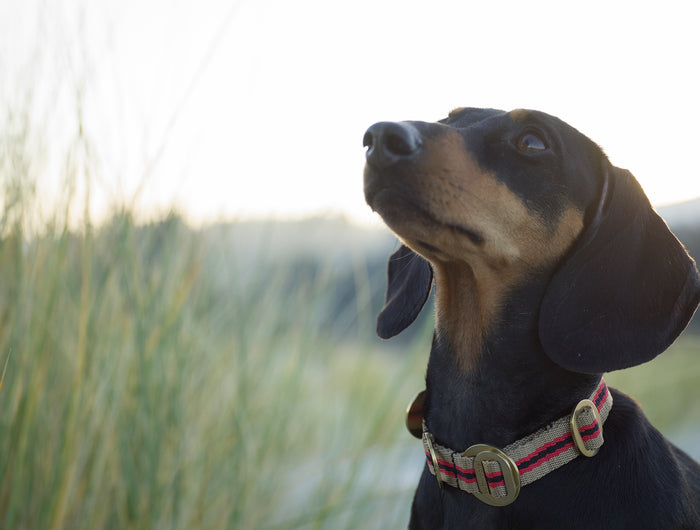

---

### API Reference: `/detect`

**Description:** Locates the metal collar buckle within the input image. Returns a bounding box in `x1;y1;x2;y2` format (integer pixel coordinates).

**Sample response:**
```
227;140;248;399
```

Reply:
570;398;602;457
463;444;521;507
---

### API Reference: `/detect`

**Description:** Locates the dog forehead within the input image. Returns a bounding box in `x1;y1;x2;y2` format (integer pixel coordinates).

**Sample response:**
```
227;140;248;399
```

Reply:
444;107;565;136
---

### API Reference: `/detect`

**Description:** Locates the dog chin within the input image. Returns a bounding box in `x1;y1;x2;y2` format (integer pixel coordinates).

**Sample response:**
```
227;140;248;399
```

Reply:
368;189;432;235
370;191;482;262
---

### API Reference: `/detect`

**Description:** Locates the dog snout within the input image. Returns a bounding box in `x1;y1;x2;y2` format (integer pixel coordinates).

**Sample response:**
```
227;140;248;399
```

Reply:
363;121;422;169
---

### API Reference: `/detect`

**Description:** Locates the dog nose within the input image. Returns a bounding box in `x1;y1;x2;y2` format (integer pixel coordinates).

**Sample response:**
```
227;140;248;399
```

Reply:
363;121;422;168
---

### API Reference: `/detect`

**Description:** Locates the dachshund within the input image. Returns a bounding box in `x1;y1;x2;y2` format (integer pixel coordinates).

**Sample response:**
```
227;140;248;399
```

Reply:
363;108;700;528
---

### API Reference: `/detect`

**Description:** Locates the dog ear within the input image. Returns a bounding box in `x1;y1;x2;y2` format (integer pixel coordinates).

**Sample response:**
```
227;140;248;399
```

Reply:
377;244;433;339
540;164;700;373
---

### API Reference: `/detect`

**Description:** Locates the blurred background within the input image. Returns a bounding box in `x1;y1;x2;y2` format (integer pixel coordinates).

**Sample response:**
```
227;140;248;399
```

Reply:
0;0;698;528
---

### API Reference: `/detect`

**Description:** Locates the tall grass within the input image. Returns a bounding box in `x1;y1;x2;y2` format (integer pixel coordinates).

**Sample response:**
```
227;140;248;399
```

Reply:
0;181;434;528
0;49;434;526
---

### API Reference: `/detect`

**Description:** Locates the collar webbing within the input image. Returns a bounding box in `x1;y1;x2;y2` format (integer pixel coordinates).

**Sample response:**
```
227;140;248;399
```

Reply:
420;378;613;506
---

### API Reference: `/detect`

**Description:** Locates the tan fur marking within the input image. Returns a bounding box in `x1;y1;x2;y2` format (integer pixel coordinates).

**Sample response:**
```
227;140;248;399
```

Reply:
433;262;483;372
509;109;534;122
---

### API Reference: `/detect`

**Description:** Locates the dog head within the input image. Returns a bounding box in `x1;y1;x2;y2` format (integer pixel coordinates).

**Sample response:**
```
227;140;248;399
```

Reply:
364;108;700;373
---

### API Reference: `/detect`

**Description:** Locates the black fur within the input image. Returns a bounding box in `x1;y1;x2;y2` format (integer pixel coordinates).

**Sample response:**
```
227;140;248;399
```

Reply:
377;244;433;339
364;108;700;528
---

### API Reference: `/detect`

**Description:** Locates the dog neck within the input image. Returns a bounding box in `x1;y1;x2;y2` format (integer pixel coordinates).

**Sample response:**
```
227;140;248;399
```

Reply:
426;264;600;452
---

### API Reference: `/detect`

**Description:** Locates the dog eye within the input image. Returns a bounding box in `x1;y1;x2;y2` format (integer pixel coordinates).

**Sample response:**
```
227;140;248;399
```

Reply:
517;132;548;153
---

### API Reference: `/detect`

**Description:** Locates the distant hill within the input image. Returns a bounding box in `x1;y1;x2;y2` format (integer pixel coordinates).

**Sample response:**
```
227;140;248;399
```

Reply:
657;198;700;228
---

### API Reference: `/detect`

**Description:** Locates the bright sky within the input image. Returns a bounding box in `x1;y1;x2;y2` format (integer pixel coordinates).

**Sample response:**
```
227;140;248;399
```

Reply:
1;0;699;226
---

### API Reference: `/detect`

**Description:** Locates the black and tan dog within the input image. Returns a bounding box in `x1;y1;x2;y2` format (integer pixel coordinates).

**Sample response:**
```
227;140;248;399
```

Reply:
363;108;700;528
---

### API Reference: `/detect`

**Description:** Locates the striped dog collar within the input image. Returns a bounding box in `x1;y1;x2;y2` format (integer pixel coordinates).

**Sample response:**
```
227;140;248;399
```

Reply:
408;378;613;507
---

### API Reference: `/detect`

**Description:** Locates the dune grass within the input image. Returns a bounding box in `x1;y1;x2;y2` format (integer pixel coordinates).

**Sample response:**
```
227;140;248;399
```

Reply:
0;75;435;528
0;194;438;529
